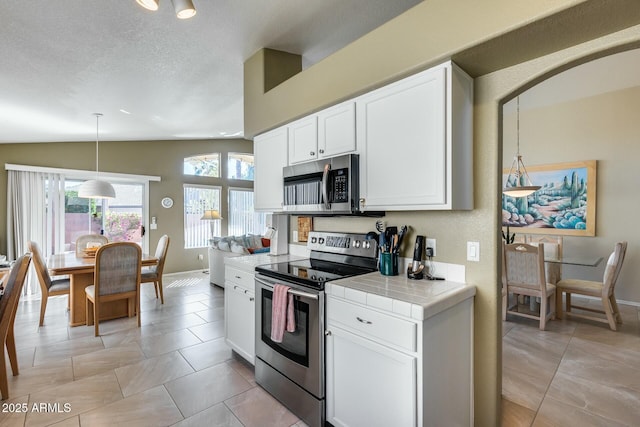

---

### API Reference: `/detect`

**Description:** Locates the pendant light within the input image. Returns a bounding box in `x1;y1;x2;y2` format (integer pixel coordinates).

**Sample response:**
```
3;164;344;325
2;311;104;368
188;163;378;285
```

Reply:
78;113;116;199
135;0;197;19
503;96;541;198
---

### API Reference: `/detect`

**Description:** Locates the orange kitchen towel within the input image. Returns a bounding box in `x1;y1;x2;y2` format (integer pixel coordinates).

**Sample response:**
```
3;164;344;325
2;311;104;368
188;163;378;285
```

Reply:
271;284;296;342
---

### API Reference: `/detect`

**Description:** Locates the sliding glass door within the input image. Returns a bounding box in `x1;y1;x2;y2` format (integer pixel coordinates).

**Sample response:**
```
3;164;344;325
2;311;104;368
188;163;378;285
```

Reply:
63;180;146;252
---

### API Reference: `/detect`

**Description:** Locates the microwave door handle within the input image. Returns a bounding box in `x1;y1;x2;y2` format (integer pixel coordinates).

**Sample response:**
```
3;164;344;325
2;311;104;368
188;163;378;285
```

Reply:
322;163;331;209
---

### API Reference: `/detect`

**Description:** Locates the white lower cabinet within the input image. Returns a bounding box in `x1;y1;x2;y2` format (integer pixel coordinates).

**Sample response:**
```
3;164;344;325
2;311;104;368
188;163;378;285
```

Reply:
224;266;255;364
326;325;416;427
326;293;474;427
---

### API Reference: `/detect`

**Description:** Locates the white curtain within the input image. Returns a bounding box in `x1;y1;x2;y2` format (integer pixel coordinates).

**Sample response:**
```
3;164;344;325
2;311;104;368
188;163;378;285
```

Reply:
7;170;65;295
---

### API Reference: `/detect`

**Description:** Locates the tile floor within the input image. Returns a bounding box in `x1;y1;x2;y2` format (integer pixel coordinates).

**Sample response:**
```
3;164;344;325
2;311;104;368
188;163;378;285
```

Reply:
1;272;307;427
502;296;640;426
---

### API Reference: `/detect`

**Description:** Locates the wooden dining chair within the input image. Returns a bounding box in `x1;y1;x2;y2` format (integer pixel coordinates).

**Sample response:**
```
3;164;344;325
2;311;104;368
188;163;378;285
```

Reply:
141;235;170;304
75;234;108;257
27;241;71;326
555;241;627;331
0;253;31;400
503;242;556;330
85;242;142;336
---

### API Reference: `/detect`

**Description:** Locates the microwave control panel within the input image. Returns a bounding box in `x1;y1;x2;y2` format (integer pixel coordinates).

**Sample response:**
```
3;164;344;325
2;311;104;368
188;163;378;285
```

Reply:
332;168;349;202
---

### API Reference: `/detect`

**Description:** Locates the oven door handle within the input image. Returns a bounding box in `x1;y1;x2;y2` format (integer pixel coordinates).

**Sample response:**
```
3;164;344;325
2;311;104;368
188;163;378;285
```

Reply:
255;276;319;300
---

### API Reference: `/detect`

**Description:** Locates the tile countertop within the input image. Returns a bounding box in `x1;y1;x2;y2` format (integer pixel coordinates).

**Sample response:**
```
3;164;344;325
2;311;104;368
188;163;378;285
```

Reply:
224;253;305;274
326;272;476;321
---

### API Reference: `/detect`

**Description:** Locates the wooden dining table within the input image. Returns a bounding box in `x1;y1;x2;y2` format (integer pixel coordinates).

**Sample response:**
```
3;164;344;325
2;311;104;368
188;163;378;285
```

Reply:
48;251;158;327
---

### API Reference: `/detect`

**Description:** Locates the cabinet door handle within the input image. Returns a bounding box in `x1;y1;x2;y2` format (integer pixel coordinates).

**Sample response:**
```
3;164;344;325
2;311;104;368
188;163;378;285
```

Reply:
244;289;248;294
359;198;365;207
249;297;255;302
235;275;242;279
319;149;324;154
356;316;372;325
325;330;332;336
310;151;315;156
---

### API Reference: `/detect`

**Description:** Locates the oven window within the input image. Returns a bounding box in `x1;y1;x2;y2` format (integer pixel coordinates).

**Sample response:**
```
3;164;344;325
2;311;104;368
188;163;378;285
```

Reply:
261;289;309;367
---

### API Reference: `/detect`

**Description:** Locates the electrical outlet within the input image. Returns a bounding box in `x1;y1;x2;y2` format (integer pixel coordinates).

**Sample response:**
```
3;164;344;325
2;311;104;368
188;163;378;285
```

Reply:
198;254;204;261
426;238;436;257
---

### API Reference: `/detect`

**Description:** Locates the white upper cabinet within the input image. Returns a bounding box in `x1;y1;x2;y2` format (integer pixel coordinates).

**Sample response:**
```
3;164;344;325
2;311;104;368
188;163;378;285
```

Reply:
254;127;288;212
357;61;473;211
288;115;318;164
317;101;357;158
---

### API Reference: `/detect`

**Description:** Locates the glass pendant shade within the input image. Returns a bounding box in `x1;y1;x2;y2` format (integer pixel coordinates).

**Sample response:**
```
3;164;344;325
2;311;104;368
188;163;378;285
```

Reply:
172;0;196;19
79;113;116;199
136;0;159;11
503;97;541;198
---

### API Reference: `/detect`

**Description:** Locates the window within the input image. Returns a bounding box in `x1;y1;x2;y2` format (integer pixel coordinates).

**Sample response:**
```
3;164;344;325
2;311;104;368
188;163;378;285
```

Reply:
184;185;221;248
228;188;267;236
184;153;220;177
228;153;255;180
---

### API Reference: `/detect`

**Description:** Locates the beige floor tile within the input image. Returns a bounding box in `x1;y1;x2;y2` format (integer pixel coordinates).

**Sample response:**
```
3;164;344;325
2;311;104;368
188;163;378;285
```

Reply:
568;336;640;372
545;371;640;426
24;371;123;427
99;323;162;349
79;385;183;427
48;416;80;427
164;363;252;418
115;351;194;397
225;386;299;427
139;328;202;358
502;364;552;412
501;397;535;427
226;356;256;386
187;320;224;342
151;313;208;333
179;337;233;371
170;402;243;427
14;327;70;351
33;335;104;366
533;395;627;427
574;322;640;350
0;395;29;427
72;341;146;379
194;307;224;323
7;358;74;398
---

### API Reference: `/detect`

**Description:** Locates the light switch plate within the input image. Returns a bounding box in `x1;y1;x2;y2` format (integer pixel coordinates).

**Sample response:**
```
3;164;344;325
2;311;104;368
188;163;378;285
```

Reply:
467;241;480;262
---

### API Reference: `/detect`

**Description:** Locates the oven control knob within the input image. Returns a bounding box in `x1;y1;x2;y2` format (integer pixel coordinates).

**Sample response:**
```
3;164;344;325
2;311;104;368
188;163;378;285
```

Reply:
318;238;325;245
353;240;361;248
311;237;317;244
364;241;370;249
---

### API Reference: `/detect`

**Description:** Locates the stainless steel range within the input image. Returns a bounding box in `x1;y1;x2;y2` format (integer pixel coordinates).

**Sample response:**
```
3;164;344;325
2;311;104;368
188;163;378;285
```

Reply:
254;231;378;427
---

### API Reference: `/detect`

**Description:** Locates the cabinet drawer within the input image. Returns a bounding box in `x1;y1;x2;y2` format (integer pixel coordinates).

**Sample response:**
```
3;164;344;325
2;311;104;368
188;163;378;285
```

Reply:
225;266;255;291
328;297;416;352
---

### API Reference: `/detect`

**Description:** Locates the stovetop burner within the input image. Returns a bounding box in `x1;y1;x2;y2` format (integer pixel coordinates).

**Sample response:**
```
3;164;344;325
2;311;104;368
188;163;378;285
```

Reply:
255;231;379;289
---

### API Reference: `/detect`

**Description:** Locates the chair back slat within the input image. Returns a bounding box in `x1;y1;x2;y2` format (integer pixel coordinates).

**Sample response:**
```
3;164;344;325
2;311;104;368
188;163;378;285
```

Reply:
0;254;32;330
504;243;547;292
95;243;142;296
602;241;627;296
75;234;109;257
148;235;170;275
27;241;52;290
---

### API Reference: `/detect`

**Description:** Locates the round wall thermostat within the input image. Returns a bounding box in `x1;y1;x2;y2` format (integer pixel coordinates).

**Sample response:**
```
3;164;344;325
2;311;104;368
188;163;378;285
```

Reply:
161;197;174;208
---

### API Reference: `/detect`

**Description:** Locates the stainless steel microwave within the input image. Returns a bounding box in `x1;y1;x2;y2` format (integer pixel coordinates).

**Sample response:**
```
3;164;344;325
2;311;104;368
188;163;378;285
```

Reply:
282;154;360;215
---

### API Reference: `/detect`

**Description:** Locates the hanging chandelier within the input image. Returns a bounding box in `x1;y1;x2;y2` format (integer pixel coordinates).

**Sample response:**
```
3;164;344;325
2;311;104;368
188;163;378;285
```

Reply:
78;113;116;199
136;0;197;19
503;96;541;198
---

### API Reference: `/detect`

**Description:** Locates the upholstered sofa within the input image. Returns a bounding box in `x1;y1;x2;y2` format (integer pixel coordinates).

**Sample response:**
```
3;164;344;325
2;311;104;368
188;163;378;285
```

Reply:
208;234;269;288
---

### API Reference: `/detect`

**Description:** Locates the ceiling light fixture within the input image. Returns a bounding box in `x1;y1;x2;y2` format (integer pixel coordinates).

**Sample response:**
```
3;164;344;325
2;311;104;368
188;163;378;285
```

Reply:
503;96;541;198
135;0;196;19
78;113;116;199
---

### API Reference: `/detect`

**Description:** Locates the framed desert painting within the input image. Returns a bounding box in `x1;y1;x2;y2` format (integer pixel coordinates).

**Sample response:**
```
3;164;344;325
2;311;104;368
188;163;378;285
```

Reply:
502;160;597;236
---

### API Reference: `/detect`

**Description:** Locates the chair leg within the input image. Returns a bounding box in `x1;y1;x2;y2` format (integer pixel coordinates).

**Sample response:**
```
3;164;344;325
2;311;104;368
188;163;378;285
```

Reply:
39;295;48;327
0;348;8;400
6;326;19;376
136;290;141;328
610;295;623;324
555;290;563;320
93;298;100;337
502;291;507;321
86;298;94;326
539;293;547;331
602;296;618;331
153;282;158;299
565;293;572;314
157;279;164;305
